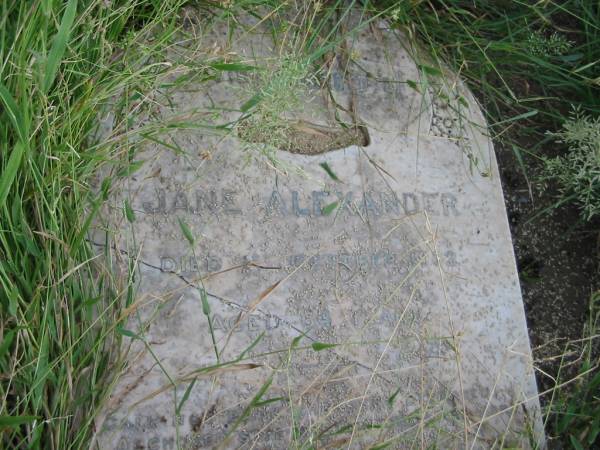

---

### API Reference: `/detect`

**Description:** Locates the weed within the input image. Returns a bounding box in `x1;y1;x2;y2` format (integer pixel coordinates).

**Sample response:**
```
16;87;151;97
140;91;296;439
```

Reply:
546;292;600;448
234;0;376;166
375;0;600;157
238;55;316;161
0;0;187;448
527;30;574;58
542;112;600;220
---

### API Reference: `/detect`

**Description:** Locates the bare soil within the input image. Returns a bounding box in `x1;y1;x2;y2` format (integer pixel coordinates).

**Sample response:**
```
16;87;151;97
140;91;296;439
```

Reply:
496;142;599;395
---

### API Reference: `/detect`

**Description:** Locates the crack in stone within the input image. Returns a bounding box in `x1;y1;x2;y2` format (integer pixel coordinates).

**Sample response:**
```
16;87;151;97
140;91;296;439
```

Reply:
88;238;403;385
88;239;315;338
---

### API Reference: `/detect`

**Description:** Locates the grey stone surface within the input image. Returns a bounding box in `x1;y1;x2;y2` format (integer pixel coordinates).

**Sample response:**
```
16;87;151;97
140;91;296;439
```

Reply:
95;8;543;449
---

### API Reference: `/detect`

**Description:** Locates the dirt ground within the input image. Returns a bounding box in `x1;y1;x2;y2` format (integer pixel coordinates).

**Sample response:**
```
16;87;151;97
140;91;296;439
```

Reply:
496;142;599;396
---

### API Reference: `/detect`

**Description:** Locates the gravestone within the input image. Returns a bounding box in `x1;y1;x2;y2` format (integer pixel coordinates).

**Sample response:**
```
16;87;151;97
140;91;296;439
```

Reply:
95;7;543;449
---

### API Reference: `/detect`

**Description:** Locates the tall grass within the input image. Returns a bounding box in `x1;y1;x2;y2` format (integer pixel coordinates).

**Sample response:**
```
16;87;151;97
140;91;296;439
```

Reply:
0;1;186;448
546;291;600;449
377;0;600;133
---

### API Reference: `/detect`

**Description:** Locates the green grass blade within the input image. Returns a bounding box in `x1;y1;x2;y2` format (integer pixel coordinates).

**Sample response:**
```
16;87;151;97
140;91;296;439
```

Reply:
319;162;340;181
0;142;25;208
176;378;197;415
321;201;338;216
178;217;195;245
0;416;39;428
0;82;28;143
210;62;257;71
42;0;78;94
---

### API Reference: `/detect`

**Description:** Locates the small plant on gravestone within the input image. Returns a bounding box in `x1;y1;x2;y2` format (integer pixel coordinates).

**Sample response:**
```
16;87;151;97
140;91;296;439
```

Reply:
541;111;600;220
237;55;316;162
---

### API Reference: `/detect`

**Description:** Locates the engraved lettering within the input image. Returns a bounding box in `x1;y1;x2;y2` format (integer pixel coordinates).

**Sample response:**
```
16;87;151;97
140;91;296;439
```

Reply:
266;190;288;215
441;192;459;216
292;191;310;216
172;190;189;212
363;191;381;216
207;256;222;272
147;437;160;450
116;437;129;450
336;191;355;215
403;192;420;214
265;315;280;330
421;192;439;215
222;189;241;215
160;257;176;271
194;190;217;213
312;190;329;216
213;314;226;330
248;316;260;331
162;437;175;450
382;191;401;215
143;188;166;213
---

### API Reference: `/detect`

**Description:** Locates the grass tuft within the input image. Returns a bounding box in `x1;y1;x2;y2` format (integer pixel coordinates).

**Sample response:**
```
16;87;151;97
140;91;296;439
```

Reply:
0;0;187;447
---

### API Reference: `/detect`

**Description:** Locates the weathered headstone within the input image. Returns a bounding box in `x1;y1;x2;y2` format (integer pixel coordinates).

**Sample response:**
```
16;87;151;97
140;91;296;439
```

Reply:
95;7;543;449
